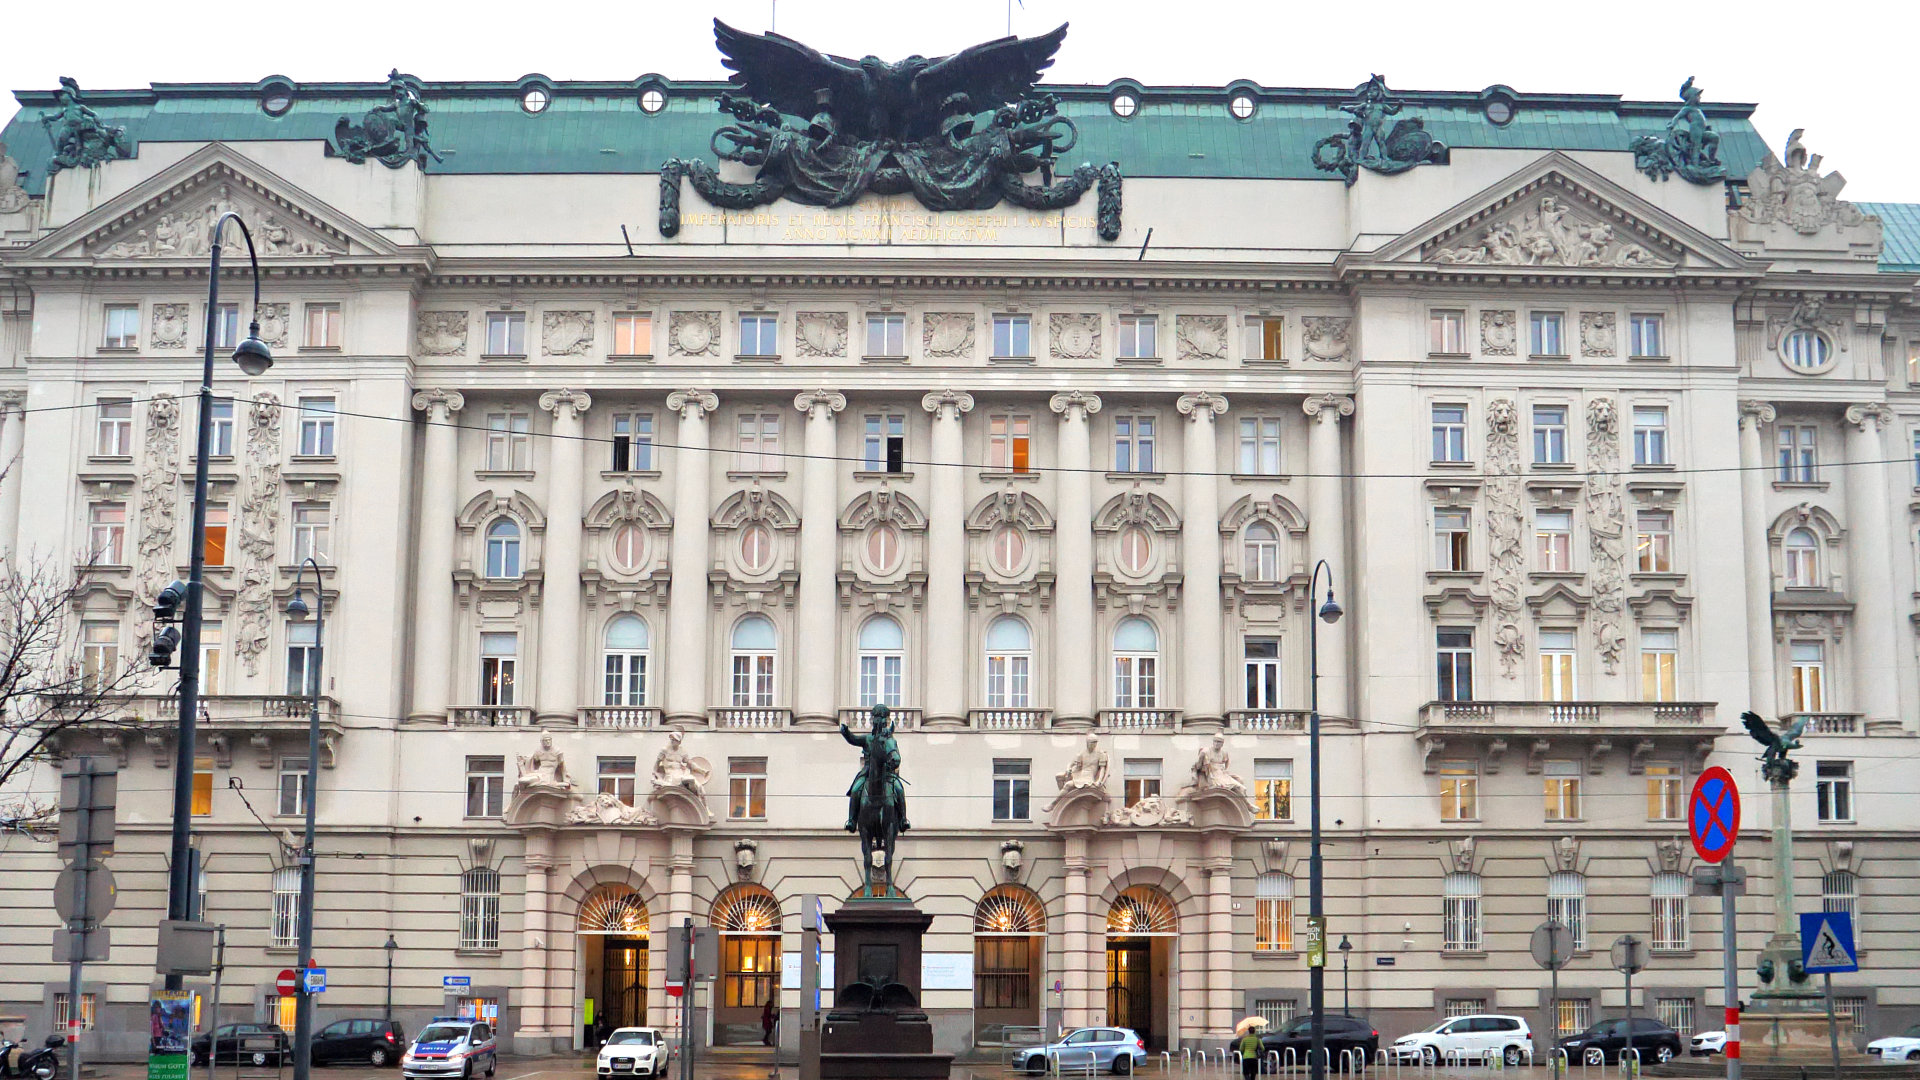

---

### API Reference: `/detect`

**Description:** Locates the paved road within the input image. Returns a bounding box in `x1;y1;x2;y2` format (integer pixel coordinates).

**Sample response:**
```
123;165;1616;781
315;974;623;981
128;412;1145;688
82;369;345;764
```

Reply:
78;1059;1570;1080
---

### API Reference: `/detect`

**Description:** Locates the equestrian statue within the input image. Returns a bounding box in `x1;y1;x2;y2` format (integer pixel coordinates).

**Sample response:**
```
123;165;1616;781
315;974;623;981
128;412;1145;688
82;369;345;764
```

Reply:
841;703;910;897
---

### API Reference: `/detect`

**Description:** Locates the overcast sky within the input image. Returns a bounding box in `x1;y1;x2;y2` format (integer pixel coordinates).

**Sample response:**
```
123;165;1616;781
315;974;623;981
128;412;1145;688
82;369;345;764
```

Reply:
4;0;1914;202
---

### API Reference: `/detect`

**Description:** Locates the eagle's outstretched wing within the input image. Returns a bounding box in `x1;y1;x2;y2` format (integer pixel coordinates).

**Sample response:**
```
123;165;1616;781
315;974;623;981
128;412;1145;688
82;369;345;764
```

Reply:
713;19;867;120
912;23;1068;114
1780;714;1812;744
1740;710;1778;748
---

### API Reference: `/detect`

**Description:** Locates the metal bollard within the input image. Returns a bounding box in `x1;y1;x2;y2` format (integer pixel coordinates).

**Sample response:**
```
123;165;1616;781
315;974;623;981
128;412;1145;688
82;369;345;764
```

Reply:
1162;1052;1172;1072
1268;1051;1281;1076
1619;1049;1640;1079
1284;1048;1298;1075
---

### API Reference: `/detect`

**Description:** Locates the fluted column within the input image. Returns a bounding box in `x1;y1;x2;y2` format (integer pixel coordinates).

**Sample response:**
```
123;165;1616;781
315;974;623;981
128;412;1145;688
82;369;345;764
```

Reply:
1738;401;1778;713
1049;391;1102;728
794;389;848;726
1205;843;1234;1042
666;389;719;726
921;390;974;726
1846;404;1900;732
1304;394;1354;720
521;846;553;1041
0;391;24;555
537;389;591;724
1063;836;1091;1031
409;389;465;723
1177;392;1228;727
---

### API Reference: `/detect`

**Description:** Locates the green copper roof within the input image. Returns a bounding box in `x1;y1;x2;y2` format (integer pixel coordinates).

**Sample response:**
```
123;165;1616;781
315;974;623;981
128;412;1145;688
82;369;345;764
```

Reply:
3;78;1771;196
1858;203;1920;272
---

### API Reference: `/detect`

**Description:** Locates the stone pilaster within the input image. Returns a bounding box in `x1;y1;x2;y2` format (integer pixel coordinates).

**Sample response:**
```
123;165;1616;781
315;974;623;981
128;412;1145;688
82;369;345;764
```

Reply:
665;389;718;726
536;389;591;724
0;391;24;556
409;389;465;723
1738;401;1778;713
1062;838;1091;1031
1177;392;1228;727
1845;403;1901;732
1205;846;1235;1042
520;847;554;1041
1303;393;1354;720
921;390;974;726
794;389;848;726
1049;391;1102;728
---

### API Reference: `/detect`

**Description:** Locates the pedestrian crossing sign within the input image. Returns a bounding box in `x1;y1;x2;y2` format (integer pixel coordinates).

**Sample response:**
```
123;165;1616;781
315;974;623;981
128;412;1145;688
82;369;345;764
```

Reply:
1799;911;1858;974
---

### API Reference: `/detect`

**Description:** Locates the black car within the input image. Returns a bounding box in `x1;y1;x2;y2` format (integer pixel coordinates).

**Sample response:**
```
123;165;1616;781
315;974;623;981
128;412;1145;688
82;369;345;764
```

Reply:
1239;1016;1379;1072
1557;1018;1683;1066
313;1019;408;1067
191;1025;289;1067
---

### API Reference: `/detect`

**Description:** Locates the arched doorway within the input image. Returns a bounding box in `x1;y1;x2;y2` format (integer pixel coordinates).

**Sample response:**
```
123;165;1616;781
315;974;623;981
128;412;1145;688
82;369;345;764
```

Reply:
1106;885;1176;1050
711;884;782;1045
973;885;1046;1045
578;885;649;1039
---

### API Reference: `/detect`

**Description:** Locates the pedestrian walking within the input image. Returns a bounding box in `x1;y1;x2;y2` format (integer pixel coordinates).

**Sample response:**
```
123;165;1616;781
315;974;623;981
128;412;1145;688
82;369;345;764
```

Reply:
761;997;778;1047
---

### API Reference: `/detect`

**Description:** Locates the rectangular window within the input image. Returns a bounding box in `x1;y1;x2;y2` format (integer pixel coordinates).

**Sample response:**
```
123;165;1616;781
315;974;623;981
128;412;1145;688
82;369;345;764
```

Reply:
211;303;240;350
1113;415;1156;473
993;759;1030;822
480;632;517;706
613;313;652;356
466;757;505;818
863;414;906;472
1253;1000;1296;1028
1431;405;1467;462
1246;317;1285;362
1429;310;1465;354
736;412;782;471
856;648;901;709
88;502;127;564
206;398;235;457
984;649;1030;708
285;621;319;697
1913;430;1920;487
1444;884;1482;953
1778;425;1818;482
1533;405;1568;463
192;756;214;817
202;504;230;566
1536;509;1573;572
291;504;330;564
53;994;97;1032
738;313;778;356
611;412;655;472
1255;877;1294;952
1629;314;1665;359
1118;314;1157;359
1641;628;1678;702
80;621;119;690
1445;1000;1488;1020
1557;1000;1591;1040
1636;511;1673;573
1815;760;1853;822
1238;417;1282;474
1253;759;1292;821
297;396;336;456
730;651;775;707
598;757;638;805
1633;406;1670;465
95;398;133;456
1530;311;1566;356
304;303;342;348
1791;641;1826;712
865;313;906;357
1122;759;1161;807
103;304;139;349
729;758;767;819
1437;628;1474;702
1540;628;1577;701
1440;761;1478;821
484;312;526;356
1243;637;1281;709
278;757;310;816
200;620;224;694
1656;999;1694;1037
484;412;531;471
992;314;1031;358
1544;759;1582;820
460;868;501;950
1435;509;1471;571
1646;763;1683;821
988;414;1032;472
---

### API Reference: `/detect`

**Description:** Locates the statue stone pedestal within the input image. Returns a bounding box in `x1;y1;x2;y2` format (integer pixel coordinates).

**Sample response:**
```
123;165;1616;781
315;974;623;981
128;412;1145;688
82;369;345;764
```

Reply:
819;901;954;1079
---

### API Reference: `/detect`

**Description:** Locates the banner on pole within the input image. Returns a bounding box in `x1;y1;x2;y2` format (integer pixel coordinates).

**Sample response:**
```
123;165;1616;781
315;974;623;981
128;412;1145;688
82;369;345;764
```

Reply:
148;990;193;1080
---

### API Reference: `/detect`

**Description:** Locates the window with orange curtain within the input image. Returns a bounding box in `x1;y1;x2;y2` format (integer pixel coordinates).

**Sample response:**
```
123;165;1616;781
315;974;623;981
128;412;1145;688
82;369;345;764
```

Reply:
192;757;213;816
204;504;229;566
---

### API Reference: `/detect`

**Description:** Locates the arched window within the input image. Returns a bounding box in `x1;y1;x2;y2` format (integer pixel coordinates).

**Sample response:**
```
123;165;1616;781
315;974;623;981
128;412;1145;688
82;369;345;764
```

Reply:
1651;871;1689;951
990;525;1026;575
485;519;521;579
975;884;1047;935
1822;869;1857;926
730;616;776;707
461;867;502;950
1116;526;1152;575
1255;872;1295;952
271;866;301;947
579;883;649;935
1784;528;1819;588
985;616;1032;708
1443;872;1482;953
1244;521;1280;582
1112;617;1159;709
866;524;901;574
610;523;645;573
857;616;904;709
1548;871;1588;951
1107;885;1178;936
603;615;650;706
711;884;781;1014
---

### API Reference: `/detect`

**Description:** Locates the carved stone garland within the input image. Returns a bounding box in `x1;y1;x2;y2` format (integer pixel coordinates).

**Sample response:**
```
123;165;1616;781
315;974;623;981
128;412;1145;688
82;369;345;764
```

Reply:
1584;398;1629;673
135;394;182;645
234;393;284;676
1484;398;1526;676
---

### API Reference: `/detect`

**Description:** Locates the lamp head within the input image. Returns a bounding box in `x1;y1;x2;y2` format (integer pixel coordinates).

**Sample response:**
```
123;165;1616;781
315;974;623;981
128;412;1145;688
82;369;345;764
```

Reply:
1319;590;1343;624
285;594;310;620
384;934;398;951
1338;934;1353;952
232;322;273;376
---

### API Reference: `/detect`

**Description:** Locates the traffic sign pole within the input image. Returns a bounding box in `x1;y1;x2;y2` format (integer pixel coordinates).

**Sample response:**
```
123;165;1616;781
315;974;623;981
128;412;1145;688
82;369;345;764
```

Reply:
1723;861;1740;1080
1689;767;1743;1080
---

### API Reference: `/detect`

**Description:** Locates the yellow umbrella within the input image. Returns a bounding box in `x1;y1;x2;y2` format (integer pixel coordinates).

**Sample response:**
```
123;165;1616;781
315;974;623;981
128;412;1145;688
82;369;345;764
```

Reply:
1235;1017;1269;1036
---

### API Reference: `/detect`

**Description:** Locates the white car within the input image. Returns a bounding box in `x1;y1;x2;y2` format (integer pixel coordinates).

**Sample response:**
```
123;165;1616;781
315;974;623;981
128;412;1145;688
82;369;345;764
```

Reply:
1688;1031;1726;1057
1867;1023;1920;1062
1390;1015;1533;1066
597;1028;667;1078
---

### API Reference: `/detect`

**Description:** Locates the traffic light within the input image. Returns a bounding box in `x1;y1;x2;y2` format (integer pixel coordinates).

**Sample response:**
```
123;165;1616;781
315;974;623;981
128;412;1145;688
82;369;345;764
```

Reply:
149;580;189;668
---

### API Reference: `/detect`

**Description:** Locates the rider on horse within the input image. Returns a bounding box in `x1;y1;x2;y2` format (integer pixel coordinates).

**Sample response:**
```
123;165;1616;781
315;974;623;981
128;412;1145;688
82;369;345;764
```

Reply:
840;703;910;834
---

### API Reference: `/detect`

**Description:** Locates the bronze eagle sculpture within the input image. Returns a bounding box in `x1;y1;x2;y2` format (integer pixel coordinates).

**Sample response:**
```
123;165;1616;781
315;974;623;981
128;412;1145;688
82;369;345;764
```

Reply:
1740;710;1808;784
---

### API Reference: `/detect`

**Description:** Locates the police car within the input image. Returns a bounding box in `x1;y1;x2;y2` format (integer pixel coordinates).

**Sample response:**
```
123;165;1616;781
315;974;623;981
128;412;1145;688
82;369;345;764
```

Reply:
401;1018;497;1080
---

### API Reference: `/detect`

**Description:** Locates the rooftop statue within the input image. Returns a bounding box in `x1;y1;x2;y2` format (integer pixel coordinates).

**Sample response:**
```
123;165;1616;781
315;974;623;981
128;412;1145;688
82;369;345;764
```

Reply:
39;77;132;175
330;70;445;171
1311;75;1447;185
1737;128;1881;239
659;20;1121;239
1631;77;1726;184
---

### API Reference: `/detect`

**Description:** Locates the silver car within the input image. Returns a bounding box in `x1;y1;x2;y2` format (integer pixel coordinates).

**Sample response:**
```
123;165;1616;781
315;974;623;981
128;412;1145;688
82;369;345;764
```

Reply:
1010;1028;1148;1074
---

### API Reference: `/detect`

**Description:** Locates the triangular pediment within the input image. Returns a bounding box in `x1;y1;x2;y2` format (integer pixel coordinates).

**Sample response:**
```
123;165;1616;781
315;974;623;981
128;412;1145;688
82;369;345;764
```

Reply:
1362;152;1762;276
22;143;402;262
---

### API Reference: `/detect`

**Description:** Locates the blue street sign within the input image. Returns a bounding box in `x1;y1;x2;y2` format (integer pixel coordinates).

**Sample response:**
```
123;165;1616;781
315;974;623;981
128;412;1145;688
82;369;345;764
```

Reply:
1800;911;1858;974
443;976;471;989
303;968;327;994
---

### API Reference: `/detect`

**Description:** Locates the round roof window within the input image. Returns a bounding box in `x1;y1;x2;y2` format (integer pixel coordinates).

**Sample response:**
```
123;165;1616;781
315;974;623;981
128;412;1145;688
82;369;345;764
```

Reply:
1229;93;1256;120
1485;98;1514;126
261;84;294;117
521;87;550;114
639;88;666;115
1110;92;1138;119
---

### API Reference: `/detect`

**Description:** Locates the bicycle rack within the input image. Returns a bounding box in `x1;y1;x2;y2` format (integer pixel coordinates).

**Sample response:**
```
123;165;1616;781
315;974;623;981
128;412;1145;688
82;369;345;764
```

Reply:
1618;1049;1641;1079
1161;1051;1173;1072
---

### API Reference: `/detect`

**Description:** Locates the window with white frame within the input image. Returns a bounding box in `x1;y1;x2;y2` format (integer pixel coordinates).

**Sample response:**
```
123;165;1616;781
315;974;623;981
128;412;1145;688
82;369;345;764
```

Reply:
1530;310;1567;356
738;312;778;356
1641;628;1678;702
857;616;904;709
1431;404;1467;462
484;311;526;356
1784;528;1819;588
1533;405;1569;463
87;502;127;564
1440;761;1478;820
1913;430;1920;487
1244;637;1280;710
863;414;906;472
1633;406;1669;465
304;303;342;348
95;398;133;456
613;312;651;356
1113;415;1156;472
729;616;777;707
461;867;501;949
297;396;336;456
1782;329;1831;370
1540;630;1577;699
53;993;97;1031
1253;999;1295;1027
1244;521;1281;581
1435;509;1470;571
1122;759;1160;806
1255;872;1295;951
992;759;1030;821
1547;870;1587;950
1651;871;1690;950
1646;763;1683;821
1443;872;1482;952
1777;424;1818;482
1544;760;1582;820
271;866;300;946
1429;310;1466;354
1253;759;1292;821
1111;617;1159;708
736;412;781;471
1437;628;1474;702
200;621;223;693
203;504;230;567
1656;999;1694;1037
291;504;330;564
1536;509;1573;572
1791;641;1826;711
278;756;310;816
1239;416;1282;474
1556;1000;1592;1040
285;621;319;696
602;615;649;706
1637;511;1673;573
987;414;1032;472
203;397;235;457
730;758;767;819
1629;314;1665;359
1822;868;1856;924
1118;314;1157;359
80;621;119;689
865;312;906;357
484;411;531;471
480;632;517;706
1816;761;1853;822
482;518;521;579
465;756;505;818
103;305;139;349
598;757;637;804
992;314;1031;358
1246;316;1284;362
611;412;654;471
984;616;1032;708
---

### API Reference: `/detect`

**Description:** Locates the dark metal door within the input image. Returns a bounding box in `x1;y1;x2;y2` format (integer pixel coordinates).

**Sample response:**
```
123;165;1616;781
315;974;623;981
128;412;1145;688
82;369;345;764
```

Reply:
601;937;649;1029
1106;941;1151;1042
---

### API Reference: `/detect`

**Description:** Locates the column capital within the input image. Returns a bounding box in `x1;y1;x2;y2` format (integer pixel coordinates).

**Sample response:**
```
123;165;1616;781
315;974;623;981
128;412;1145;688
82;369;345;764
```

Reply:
1738;400;1777;428
0;389;24;412
410;388;466;416
666;388;719;419
1303;393;1356;422
1176;391;1228;419
921;389;975;417
538;388;593;420
1048;390;1103;419
1845;402;1893;433
793;388;848;417
523;854;556;872
1203;856;1234;876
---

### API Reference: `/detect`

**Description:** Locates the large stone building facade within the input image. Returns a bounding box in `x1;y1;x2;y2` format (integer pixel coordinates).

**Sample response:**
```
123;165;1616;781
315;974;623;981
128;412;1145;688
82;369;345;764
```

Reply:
1;55;1918;1060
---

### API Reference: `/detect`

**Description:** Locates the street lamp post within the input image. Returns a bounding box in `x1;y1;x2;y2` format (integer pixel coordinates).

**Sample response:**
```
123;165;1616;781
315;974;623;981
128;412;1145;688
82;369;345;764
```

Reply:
164;215;274;993
384;935;399;1021
286;561;326;1080
1337;935;1352;1016
1307;559;1342;1080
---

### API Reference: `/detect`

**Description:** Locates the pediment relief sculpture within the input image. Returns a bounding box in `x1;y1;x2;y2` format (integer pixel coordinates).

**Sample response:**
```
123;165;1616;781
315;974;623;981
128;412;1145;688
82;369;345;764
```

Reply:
417;311;470;356
669;311;721;356
1481;310;1517;355
1300;316;1351;362
88;178;344;259
1104;794;1191;827
1737;129;1881;243
923;313;975;358
568;793;657;826
1050;313;1102;359
796;311;848;357
1429;195;1674;268
541;311;595;356
1175;316;1228;362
